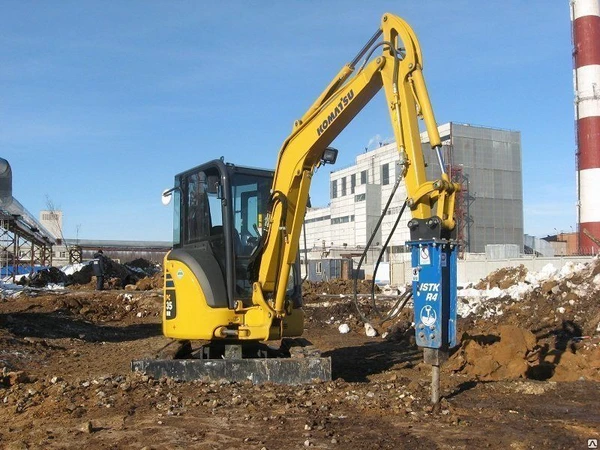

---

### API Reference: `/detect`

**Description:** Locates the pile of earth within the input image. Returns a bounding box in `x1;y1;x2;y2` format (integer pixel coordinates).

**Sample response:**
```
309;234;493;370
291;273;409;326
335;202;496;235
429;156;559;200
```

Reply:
474;264;528;289
125;258;162;276
301;259;600;383
302;279;380;302
127;271;163;291
448;258;600;382
447;324;600;382
16;258;162;290
460;258;600;335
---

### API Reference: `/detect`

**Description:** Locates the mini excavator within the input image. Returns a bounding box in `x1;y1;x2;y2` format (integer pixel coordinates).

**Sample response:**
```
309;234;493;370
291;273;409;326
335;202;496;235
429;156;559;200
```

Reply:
133;13;459;401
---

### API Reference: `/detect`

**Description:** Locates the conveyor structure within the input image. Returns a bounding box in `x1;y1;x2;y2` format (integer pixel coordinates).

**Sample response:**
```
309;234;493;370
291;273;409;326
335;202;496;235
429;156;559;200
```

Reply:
0;158;56;280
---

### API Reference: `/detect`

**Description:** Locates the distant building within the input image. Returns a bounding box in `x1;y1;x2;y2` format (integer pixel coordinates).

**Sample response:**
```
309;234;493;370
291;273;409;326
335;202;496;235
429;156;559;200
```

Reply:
542;232;578;256
37;211;171;266
301;122;524;265
39;210;63;242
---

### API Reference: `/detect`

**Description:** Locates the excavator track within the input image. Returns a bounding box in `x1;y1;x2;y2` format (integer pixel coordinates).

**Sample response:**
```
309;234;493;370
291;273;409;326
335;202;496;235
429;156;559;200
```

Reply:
131;338;332;385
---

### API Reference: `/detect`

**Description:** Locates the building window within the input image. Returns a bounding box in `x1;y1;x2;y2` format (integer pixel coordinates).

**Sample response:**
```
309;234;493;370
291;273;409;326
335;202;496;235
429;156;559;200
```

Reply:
355;193;366;202
59;251;67;258
351;174;356;194
381;163;389;185
316;261;323;274
331;180;338;199
305;215;331;224
331;215;353;224
341;177;347;196
360;170;367;184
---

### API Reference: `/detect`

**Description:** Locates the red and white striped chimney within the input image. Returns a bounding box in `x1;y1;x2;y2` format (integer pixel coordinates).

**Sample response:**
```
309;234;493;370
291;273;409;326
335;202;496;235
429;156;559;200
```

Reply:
572;0;600;254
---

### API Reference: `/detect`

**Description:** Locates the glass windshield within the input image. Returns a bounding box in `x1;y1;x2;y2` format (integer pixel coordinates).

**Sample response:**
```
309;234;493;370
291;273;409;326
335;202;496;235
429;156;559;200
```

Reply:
231;172;272;256
181;167;223;244
231;171;272;298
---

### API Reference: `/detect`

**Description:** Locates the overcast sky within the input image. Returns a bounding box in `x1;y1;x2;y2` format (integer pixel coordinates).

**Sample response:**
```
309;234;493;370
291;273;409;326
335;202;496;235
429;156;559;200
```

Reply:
2;1;577;241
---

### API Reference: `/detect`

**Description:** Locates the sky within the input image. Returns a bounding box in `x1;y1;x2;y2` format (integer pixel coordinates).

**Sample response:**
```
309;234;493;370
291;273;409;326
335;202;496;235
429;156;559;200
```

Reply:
1;1;578;241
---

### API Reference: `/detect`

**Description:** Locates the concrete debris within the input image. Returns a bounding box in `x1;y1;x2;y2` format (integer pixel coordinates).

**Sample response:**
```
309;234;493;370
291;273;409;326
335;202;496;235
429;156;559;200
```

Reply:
364;322;378;337
338;324;350;334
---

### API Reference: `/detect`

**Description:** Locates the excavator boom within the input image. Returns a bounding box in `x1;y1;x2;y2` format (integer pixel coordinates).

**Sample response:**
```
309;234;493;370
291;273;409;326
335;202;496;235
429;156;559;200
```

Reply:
254;13;458;328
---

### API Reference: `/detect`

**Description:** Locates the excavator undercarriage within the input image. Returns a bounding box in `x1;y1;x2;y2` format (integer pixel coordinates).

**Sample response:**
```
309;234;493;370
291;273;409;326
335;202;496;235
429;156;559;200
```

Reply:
132;338;331;384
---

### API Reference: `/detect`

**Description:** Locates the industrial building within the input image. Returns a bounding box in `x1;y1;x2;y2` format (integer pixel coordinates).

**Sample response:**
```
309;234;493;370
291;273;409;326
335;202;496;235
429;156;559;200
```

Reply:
300;122;524;266
38;210;170;266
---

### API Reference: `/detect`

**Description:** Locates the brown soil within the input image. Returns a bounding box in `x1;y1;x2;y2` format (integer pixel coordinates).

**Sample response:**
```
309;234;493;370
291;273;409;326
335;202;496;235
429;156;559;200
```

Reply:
0;268;599;449
474;265;528;290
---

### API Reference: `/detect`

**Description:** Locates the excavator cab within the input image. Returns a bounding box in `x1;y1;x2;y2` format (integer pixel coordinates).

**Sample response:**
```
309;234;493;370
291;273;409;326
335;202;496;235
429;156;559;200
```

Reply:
162;159;302;342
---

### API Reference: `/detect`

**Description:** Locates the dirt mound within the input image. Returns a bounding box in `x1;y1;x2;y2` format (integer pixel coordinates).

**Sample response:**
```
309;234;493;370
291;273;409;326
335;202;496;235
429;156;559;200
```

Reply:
460;259;600;335
448;325;600;382
130;272;163;291
474;265;528;289
448;325;537;380
15;258;161;290
302;279;380;303
454;259;600;383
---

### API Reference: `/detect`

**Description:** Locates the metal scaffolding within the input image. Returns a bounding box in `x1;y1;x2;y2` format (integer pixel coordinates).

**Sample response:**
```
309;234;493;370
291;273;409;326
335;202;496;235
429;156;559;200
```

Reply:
0;212;55;282
1;157;56;282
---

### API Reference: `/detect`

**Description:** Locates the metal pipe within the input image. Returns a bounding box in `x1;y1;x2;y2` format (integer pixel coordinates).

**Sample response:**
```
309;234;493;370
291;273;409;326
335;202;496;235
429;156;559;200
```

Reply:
220;329;239;336
0;158;13;206
435;146;446;175
349;29;383;69
431;364;440;404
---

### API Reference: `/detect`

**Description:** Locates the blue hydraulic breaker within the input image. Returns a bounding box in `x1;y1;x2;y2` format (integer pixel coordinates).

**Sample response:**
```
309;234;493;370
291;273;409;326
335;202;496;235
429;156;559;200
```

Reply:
407;239;458;403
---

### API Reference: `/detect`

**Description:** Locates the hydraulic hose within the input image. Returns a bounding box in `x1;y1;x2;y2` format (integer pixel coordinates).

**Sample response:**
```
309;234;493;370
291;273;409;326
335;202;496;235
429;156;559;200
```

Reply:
302;220;309;282
352;172;404;323
370;199;408;308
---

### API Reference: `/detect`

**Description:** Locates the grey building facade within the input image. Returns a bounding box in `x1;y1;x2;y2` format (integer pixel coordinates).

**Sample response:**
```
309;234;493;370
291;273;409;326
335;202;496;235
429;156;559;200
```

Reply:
301;122;523;259
424;123;524;253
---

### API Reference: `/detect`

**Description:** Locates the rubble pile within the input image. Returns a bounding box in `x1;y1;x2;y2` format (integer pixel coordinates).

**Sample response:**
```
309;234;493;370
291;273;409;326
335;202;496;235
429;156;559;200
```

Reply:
128;271;163;291
449;258;600;381
13;258;162;291
459;259;600;328
448;324;600;381
17;267;69;288
302;279;380;301
474;265;528;290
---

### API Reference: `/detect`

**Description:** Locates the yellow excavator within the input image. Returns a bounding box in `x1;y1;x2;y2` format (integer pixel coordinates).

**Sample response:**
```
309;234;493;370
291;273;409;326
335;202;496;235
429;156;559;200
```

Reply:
133;13;459;397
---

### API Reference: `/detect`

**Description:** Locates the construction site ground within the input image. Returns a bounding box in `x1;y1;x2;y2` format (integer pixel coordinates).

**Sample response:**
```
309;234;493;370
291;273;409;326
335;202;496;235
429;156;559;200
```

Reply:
1;271;599;449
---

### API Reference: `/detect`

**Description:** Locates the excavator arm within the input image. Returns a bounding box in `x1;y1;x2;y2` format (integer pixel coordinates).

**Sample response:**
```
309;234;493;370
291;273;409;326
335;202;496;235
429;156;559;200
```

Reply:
253;13;459;325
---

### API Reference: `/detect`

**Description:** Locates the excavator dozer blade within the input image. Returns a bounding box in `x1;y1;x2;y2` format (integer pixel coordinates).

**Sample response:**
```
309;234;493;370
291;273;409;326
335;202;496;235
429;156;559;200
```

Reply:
131;357;332;385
